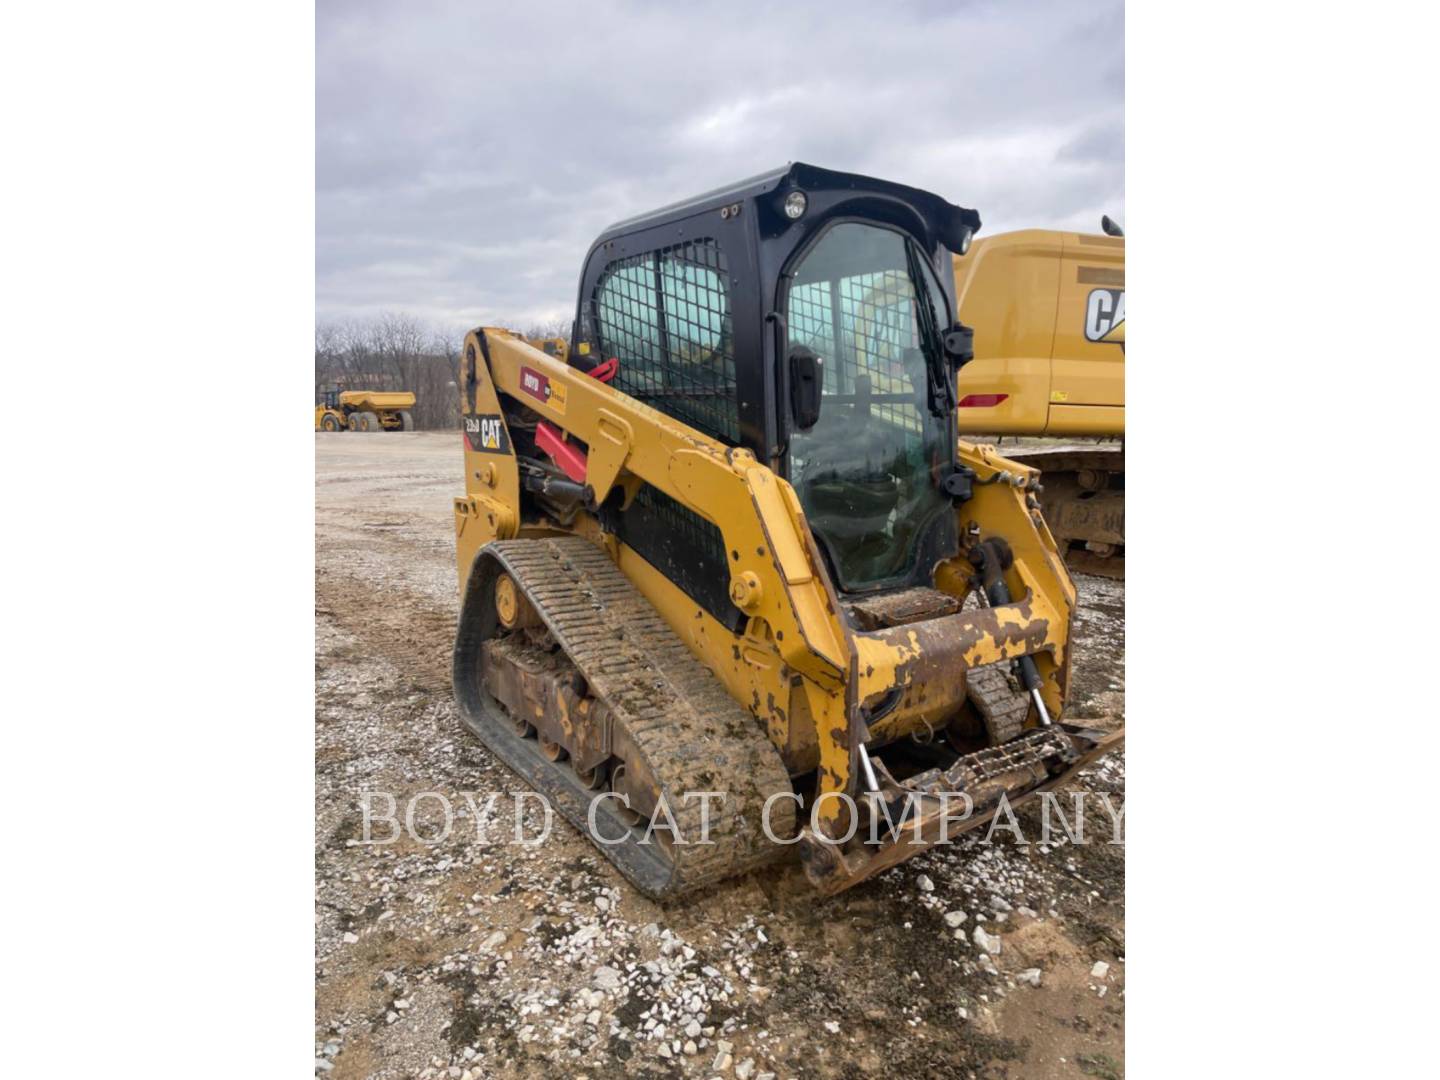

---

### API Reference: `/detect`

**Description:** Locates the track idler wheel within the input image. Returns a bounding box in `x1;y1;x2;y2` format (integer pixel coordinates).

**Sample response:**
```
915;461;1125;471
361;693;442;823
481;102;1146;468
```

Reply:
494;573;540;631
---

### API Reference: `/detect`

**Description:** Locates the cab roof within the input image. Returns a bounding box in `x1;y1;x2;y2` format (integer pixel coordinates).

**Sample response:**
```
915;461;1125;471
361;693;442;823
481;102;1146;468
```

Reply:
593;162;980;252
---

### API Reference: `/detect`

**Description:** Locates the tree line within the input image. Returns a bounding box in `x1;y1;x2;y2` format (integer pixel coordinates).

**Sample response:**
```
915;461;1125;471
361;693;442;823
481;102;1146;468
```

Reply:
315;314;569;430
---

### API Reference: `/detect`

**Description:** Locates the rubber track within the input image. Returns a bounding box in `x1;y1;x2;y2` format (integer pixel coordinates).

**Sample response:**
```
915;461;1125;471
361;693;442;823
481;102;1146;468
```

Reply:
474;537;795;896
967;662;1031;745
1062;548;1125;580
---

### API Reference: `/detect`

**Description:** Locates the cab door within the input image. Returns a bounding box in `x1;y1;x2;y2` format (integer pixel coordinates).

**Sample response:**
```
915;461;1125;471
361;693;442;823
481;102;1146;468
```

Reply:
1047;232;1125;434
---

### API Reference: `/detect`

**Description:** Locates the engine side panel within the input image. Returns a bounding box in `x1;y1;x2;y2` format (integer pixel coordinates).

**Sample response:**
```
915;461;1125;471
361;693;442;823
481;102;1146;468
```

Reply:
1050;232;1125;418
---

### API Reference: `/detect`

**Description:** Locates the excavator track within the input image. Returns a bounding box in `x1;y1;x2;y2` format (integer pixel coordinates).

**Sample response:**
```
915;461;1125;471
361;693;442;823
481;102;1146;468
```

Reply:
453;537;796;899
1002;445;1124;579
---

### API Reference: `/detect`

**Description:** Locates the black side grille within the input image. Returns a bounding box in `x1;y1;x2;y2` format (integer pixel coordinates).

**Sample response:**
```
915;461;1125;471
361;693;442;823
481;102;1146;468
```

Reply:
612;484;744;633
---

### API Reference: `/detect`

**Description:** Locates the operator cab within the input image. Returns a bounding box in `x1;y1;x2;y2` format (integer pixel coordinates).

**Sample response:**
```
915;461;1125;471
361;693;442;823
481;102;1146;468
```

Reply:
571;163;980;609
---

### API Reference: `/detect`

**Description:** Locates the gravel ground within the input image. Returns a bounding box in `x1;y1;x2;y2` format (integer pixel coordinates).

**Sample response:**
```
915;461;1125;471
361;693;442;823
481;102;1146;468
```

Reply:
316;432;1126;1080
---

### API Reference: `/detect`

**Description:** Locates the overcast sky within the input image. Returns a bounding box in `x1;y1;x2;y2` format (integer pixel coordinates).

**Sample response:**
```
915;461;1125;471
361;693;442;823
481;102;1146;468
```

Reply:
317;0;1123;335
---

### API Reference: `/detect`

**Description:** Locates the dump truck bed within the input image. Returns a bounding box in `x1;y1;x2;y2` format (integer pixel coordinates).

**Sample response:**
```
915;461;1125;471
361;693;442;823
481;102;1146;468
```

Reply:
338;390;416;410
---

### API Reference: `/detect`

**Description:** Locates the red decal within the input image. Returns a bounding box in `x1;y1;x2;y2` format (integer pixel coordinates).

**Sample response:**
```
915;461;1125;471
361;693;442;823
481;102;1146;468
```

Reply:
519;366;551;404
957;393;1010;408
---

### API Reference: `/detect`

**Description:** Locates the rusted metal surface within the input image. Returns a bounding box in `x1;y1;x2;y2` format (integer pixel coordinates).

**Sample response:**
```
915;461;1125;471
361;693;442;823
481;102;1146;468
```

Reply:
848;590;1029;748
861;598;1055;688
480;635;612;776
847;587;963;632
1003;445;1125;579
1043;489;1123;547
454;536;796;899
1062;547;1125;579
797;725;1124;896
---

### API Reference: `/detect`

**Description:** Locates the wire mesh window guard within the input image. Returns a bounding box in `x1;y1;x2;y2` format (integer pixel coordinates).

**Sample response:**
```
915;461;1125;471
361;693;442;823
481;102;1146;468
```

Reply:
592;239;738;445
787;269;924;435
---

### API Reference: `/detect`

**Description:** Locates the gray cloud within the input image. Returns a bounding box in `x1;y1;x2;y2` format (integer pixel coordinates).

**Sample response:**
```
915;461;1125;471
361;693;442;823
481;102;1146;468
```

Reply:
317;0;1124;334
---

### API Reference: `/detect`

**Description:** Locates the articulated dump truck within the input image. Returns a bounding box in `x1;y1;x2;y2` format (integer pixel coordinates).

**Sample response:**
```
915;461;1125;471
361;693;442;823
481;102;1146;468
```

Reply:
315;388;417;432
451;163;1124;899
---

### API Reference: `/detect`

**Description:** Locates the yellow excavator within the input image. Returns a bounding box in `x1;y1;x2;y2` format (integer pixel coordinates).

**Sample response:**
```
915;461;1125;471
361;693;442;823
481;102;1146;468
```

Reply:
315;387;417;432
451;163;1123;898
953;221;1124;576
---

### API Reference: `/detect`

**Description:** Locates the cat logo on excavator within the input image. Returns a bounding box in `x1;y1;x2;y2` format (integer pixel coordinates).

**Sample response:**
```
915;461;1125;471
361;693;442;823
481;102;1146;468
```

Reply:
1084;287;1126;344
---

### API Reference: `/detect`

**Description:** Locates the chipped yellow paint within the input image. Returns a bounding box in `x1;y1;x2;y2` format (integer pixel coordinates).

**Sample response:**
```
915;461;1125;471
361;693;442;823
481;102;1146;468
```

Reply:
455;333;521;594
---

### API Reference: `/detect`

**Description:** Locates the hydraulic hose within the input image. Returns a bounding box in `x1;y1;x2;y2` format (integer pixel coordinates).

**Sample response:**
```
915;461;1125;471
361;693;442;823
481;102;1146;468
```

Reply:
968;539;1053;727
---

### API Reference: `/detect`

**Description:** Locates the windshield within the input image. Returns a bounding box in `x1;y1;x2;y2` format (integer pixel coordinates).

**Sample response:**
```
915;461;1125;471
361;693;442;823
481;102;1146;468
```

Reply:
784;222;955;592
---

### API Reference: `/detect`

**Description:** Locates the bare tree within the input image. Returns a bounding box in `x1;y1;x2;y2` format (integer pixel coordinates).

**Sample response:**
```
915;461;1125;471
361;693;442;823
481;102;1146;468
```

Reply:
522;317;571;342
316;314;579;430
316;315;473;429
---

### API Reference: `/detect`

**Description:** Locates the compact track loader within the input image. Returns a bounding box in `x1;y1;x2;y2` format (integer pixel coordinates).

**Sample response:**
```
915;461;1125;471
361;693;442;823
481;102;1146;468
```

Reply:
452;164;1122;899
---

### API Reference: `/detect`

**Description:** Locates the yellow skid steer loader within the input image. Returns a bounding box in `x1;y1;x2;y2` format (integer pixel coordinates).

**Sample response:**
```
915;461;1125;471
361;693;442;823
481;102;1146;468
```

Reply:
451;164;1122;898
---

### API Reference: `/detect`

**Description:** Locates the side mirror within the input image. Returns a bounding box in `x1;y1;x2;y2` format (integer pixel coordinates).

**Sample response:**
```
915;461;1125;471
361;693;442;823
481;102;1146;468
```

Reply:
943;323;975;367
789;345;823;431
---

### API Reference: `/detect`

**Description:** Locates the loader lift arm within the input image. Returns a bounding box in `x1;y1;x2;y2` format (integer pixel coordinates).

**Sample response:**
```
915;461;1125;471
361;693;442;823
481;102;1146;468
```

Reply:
457;327;1073;829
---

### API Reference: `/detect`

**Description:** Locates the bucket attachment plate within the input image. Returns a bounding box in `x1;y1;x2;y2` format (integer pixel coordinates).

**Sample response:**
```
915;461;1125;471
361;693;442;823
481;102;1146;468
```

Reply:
797;724;1124;896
